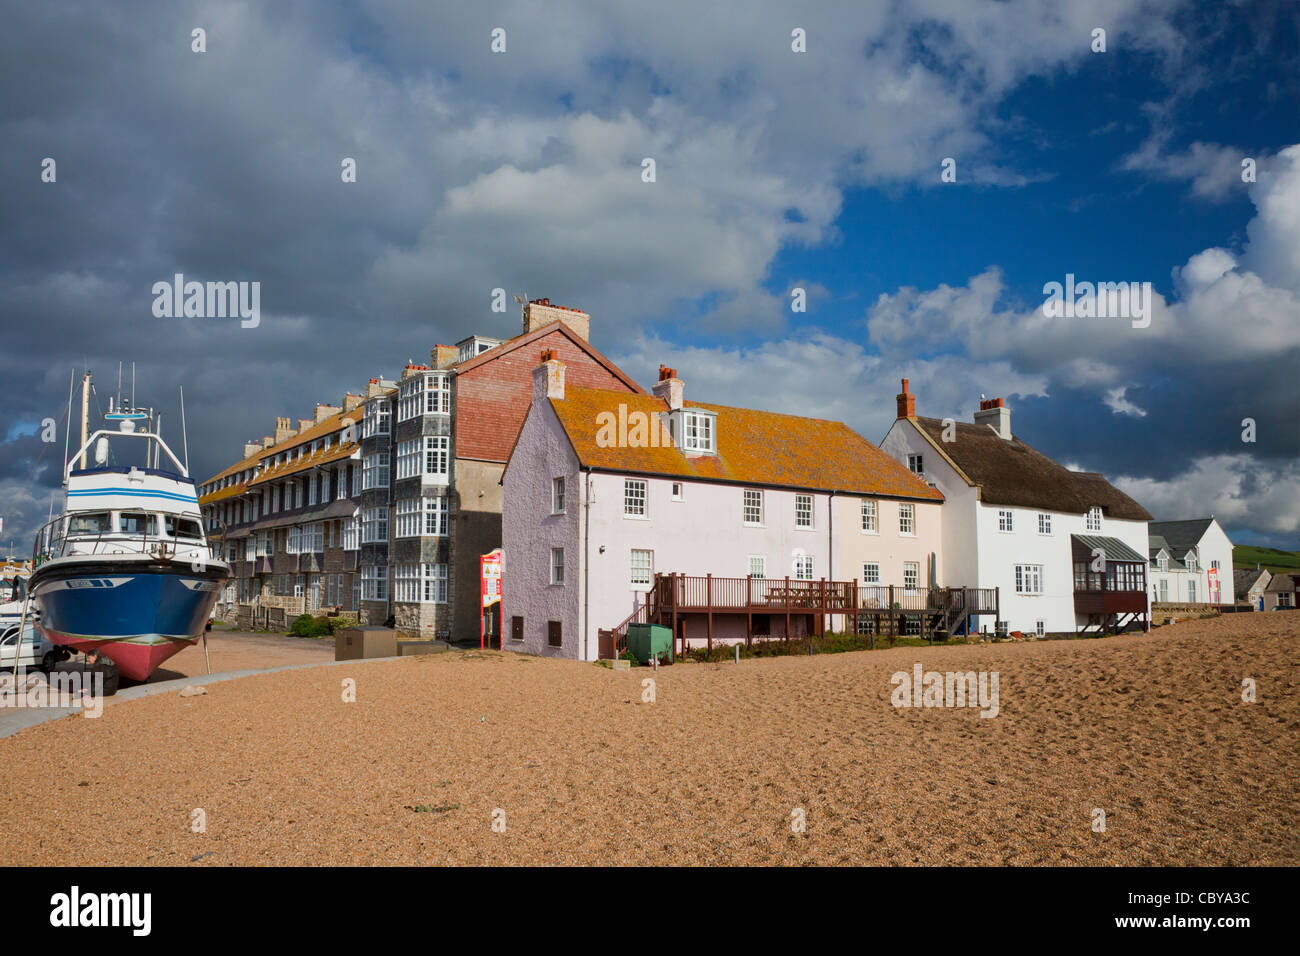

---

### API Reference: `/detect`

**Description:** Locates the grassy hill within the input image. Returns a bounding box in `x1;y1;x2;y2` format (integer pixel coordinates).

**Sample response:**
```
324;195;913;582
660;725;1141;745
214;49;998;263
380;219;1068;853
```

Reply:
1233;545;1300;576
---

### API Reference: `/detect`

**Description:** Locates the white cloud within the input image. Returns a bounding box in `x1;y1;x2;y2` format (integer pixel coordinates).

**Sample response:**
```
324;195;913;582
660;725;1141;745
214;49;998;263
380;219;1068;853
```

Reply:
1114;454;1300;538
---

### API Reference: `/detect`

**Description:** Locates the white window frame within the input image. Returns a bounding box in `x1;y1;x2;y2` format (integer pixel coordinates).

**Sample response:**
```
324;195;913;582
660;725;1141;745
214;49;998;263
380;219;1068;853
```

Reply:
747;555;766;578
863;562;880;585
630;549;653;589
743;489;763;526
794;554;814;581
899;502;915;536
998;510;1014;533
552;477;566;514
1014;564;1044;595
903;561;919;590
550;547;565;586
907;453;924;475
680;410;716;453
1086;506;1102;531
623;479;647;519
861;499;878;534
795;494;814;530
1037;513;1051;535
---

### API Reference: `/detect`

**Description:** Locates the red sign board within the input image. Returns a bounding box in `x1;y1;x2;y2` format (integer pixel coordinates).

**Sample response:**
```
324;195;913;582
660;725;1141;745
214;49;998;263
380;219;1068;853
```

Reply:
480;549;503;648
1207;567;1218;605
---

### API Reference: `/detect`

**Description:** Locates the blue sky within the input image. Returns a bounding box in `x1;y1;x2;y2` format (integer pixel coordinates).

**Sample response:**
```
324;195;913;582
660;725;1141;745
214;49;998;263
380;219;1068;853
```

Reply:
0;0;1297;553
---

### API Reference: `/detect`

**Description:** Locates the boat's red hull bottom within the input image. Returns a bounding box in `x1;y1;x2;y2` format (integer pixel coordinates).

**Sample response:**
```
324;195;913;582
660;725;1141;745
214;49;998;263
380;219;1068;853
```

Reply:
41;627;197;682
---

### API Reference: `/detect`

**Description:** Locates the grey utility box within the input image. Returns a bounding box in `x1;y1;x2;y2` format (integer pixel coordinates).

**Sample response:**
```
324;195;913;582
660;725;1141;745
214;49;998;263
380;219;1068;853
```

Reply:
335;626;398;661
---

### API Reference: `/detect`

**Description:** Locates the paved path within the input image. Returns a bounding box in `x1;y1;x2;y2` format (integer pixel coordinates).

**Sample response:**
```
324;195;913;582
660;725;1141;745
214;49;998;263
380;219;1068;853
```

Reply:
0;629;336;738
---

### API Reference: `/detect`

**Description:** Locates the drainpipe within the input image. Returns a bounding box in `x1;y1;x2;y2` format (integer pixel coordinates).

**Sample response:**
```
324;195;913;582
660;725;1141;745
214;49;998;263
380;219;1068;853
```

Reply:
827;491;835;632
582;467;591;661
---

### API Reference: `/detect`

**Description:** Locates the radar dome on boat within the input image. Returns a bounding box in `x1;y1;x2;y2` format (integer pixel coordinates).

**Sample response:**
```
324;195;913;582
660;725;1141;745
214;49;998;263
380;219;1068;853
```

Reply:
119;419;136;433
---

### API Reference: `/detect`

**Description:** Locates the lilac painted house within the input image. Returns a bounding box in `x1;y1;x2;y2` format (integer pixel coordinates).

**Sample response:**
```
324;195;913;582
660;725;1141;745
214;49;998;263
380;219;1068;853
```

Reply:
501;354;951;661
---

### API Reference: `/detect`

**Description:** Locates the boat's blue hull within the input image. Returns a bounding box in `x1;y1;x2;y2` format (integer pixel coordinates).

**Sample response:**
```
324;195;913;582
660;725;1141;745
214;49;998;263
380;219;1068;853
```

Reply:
31;559;226;680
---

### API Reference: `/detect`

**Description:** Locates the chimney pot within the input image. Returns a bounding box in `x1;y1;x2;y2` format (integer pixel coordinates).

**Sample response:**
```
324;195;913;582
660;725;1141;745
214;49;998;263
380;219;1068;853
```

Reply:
895;379;916;420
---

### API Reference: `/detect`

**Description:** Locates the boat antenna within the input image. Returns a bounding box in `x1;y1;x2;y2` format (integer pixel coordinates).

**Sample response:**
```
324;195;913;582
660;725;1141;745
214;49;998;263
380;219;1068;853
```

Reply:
61;368;74;479
117;361;122;409
180;385;190;473
131;361;135;410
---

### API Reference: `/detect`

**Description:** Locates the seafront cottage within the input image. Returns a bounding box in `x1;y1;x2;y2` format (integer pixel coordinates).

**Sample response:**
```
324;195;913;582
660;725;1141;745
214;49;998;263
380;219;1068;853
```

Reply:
501;359;967;662
200;297;643;640
1146;518;1235;606
1233;567;1272;610
879;381;1152;636
1261;572;1298;611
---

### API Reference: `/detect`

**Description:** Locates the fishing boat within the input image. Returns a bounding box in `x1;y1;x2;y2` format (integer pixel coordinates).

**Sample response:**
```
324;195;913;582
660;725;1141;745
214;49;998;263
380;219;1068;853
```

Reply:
27;371;229;681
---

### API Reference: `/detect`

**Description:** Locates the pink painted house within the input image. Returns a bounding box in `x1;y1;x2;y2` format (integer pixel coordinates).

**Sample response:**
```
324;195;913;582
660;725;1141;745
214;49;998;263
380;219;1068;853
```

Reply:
501;356;952;661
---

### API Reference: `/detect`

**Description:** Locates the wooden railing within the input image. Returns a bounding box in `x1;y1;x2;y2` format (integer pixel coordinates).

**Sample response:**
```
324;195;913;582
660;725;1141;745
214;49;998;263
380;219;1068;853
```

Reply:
657;574;857;611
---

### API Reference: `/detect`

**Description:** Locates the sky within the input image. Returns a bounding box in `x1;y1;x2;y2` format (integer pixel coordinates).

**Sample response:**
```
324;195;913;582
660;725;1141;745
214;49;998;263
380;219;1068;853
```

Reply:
1;0;1297;555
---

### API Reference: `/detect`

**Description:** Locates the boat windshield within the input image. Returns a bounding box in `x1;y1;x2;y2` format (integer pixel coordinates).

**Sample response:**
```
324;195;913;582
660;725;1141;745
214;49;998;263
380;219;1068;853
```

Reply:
66;512;111;535
119;512;157;535
165;515;205;540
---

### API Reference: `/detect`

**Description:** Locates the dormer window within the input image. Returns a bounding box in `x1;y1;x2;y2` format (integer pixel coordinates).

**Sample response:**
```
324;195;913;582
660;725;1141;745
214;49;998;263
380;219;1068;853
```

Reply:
679;410;716;454
1185;553;1198;573
1157;554;1168;571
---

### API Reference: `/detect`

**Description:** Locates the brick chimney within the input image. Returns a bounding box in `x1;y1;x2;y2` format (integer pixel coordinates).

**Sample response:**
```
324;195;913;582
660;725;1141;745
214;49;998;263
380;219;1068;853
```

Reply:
365;378;392;399
342;393;364;412
297;418;313;433
975;397;1011;440
533;348;565;403
523;297;590;341
243;441;261;459
260;435;275;450
652;364;683;410
896;378;915;420
314;402;342;424
274;417;294;443
431;345;458;369
400;363;429;381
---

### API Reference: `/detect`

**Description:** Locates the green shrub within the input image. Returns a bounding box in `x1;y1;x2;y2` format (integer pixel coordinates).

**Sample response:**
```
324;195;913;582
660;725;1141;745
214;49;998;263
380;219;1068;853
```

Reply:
289;614;334;637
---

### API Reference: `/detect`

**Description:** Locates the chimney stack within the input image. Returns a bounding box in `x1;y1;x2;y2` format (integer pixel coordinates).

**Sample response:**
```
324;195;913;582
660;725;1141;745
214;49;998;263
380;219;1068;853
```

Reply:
432;345;458;369
342;393;364;412
896;378;915;420
522;297;590;341
243;441;261;459
314;402;342;424
974;396;1011;440
298;418;313;434
652;364;683;410
260;435;275;450
274;417;294;443
533;348;565;403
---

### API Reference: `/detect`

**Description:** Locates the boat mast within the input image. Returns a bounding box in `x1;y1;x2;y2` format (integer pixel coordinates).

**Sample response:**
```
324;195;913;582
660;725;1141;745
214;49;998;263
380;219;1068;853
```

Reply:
78;370;91;469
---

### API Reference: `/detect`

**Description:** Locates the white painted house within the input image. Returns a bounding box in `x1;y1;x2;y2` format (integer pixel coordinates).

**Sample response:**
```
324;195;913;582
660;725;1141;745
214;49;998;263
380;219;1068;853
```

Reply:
502;359;946;661
1147;518;1235;605
880;382;1153;635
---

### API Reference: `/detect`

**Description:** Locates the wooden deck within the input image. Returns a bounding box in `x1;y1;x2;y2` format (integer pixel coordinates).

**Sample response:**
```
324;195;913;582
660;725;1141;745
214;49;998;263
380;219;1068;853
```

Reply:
599;574;999;658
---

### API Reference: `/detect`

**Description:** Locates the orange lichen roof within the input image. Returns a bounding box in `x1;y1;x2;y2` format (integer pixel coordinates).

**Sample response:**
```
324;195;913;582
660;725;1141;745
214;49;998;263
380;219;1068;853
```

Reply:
550;387;943;500
248;440;359;487
200;448;264;487
199;403;365;497
198;482;250;505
